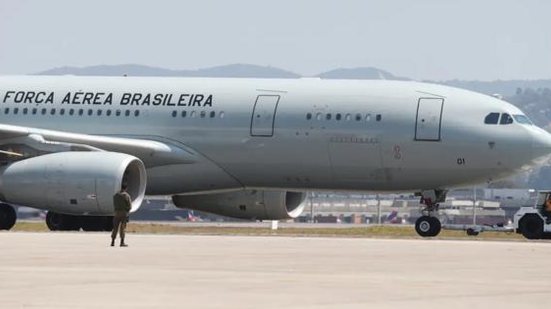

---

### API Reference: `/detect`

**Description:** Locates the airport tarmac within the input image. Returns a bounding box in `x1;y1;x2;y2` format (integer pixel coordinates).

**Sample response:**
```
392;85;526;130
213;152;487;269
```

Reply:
0;233;550;309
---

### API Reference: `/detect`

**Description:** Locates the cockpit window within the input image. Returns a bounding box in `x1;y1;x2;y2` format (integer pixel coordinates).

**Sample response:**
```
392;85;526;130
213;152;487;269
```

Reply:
484;113;499;124
513;114;533;125
500;113;513;125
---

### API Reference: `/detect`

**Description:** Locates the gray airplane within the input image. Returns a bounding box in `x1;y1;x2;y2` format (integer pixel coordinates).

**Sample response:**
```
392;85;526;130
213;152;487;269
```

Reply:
0;76;549;237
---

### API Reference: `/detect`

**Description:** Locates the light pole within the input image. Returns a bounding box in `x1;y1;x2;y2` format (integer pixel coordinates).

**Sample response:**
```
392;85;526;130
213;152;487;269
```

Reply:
376;194;381;225
309;191;314;223
473;186;477;225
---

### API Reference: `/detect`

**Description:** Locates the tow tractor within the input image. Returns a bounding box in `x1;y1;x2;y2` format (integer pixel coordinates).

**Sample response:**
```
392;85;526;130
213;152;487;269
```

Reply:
442;190;551;239
513;190;551;239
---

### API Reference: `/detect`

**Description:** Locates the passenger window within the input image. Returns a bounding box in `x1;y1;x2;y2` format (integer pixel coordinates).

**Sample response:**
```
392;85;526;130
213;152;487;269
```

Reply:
500;113;513;125
336;113;342;121
97;110;102;116
365;114;371;121
125;110;130;117
191;111;196;118
87;109;93;116
172;111;177;117
345;114;351;121
4;108;9;114
210;111;215;118
376;114;382;122
50;109;56;115
32;108;37;115
79;109;84;116
106;110;111;116
219;111;225;119
181;111;187;118
115;110;121;116
484;113;499;124
355;113;362;121
69;109;74;116
316;113;322;120
23;108;28;115
306;113;312;120
14;108;19;115
200;111;206;118
60;109;65;115
326;113;331;120
134;110;140;117
42;108;47;115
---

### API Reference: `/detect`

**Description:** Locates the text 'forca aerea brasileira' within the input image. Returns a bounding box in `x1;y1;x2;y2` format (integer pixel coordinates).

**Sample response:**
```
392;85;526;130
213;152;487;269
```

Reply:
1;91;214;107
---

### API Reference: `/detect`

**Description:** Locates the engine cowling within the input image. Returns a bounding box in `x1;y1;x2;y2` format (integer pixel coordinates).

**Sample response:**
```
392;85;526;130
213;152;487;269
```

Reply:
0;152;147;215
172;190;306;220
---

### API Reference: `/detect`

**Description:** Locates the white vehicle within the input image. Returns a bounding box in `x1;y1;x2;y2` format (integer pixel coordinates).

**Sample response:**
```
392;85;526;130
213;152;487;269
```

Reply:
0;76;550;237
514;191;551;239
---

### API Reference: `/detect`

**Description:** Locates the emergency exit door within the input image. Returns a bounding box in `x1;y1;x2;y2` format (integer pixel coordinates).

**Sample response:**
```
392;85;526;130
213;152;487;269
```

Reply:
250;95;280;137
415;98;444;141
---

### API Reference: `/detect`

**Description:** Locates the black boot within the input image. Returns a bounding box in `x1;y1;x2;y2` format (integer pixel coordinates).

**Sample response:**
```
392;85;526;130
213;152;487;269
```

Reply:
120;239;128;247
110;239;115;247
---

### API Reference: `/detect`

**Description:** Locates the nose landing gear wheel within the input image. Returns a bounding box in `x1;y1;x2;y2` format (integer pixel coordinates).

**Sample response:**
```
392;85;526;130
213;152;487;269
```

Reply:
415;216;441;237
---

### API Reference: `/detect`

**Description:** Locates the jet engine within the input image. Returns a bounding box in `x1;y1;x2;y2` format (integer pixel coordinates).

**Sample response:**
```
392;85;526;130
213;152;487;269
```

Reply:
172;190;306;220
0;152;147;215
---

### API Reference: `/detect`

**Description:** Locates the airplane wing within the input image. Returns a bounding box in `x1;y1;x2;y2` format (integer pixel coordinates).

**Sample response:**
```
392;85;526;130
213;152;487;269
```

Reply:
0;123;196;167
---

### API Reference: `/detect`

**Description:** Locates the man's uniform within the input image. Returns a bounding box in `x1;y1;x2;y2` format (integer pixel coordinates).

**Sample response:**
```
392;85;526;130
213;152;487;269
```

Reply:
111;190;132;246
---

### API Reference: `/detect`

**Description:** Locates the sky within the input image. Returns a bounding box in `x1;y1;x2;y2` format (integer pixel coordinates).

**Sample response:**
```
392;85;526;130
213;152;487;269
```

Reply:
0;0;550;80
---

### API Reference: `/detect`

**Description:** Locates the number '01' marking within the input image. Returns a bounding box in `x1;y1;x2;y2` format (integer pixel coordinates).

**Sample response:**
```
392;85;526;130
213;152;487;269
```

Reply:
457;158;466;165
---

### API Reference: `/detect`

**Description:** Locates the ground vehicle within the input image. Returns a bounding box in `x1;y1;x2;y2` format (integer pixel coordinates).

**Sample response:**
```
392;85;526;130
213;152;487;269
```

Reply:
513;190;551;239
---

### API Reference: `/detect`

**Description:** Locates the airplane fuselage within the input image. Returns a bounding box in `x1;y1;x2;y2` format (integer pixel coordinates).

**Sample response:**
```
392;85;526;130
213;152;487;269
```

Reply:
0;76;547;195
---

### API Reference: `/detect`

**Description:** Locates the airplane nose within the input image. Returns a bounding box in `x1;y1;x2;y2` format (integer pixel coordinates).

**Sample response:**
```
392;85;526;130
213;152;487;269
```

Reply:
531;127;551;160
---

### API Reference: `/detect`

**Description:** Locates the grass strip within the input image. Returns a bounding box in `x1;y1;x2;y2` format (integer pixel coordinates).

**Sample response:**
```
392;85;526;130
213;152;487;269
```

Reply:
8;221;525;241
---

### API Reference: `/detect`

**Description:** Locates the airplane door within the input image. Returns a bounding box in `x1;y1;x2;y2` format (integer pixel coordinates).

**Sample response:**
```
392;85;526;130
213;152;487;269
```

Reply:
415;98;444;141
250;95;280;137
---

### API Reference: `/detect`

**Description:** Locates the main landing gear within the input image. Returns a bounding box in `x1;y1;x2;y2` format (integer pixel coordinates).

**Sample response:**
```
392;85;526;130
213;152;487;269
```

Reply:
0;204;113;232
46;211;113;232
414;190;447;238
0;203;16;230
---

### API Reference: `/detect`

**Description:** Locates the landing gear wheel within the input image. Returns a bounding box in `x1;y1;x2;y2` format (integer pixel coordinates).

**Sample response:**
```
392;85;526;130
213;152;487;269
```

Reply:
46;212;62;231
415;216;441;237
102;216;114;232
46;212;80;231
519;215;544;240
430;217;442;236
81;216;103;232
0;203;16;230
64;215;81;231
80;216;113;232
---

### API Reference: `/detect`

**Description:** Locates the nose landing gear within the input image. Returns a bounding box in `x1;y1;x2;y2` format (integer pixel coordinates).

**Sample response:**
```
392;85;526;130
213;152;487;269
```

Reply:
414;190;447;237
415;215;441;237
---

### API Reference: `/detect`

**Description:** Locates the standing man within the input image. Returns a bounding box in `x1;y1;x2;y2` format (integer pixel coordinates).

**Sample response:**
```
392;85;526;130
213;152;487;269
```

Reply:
111;184;132;247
